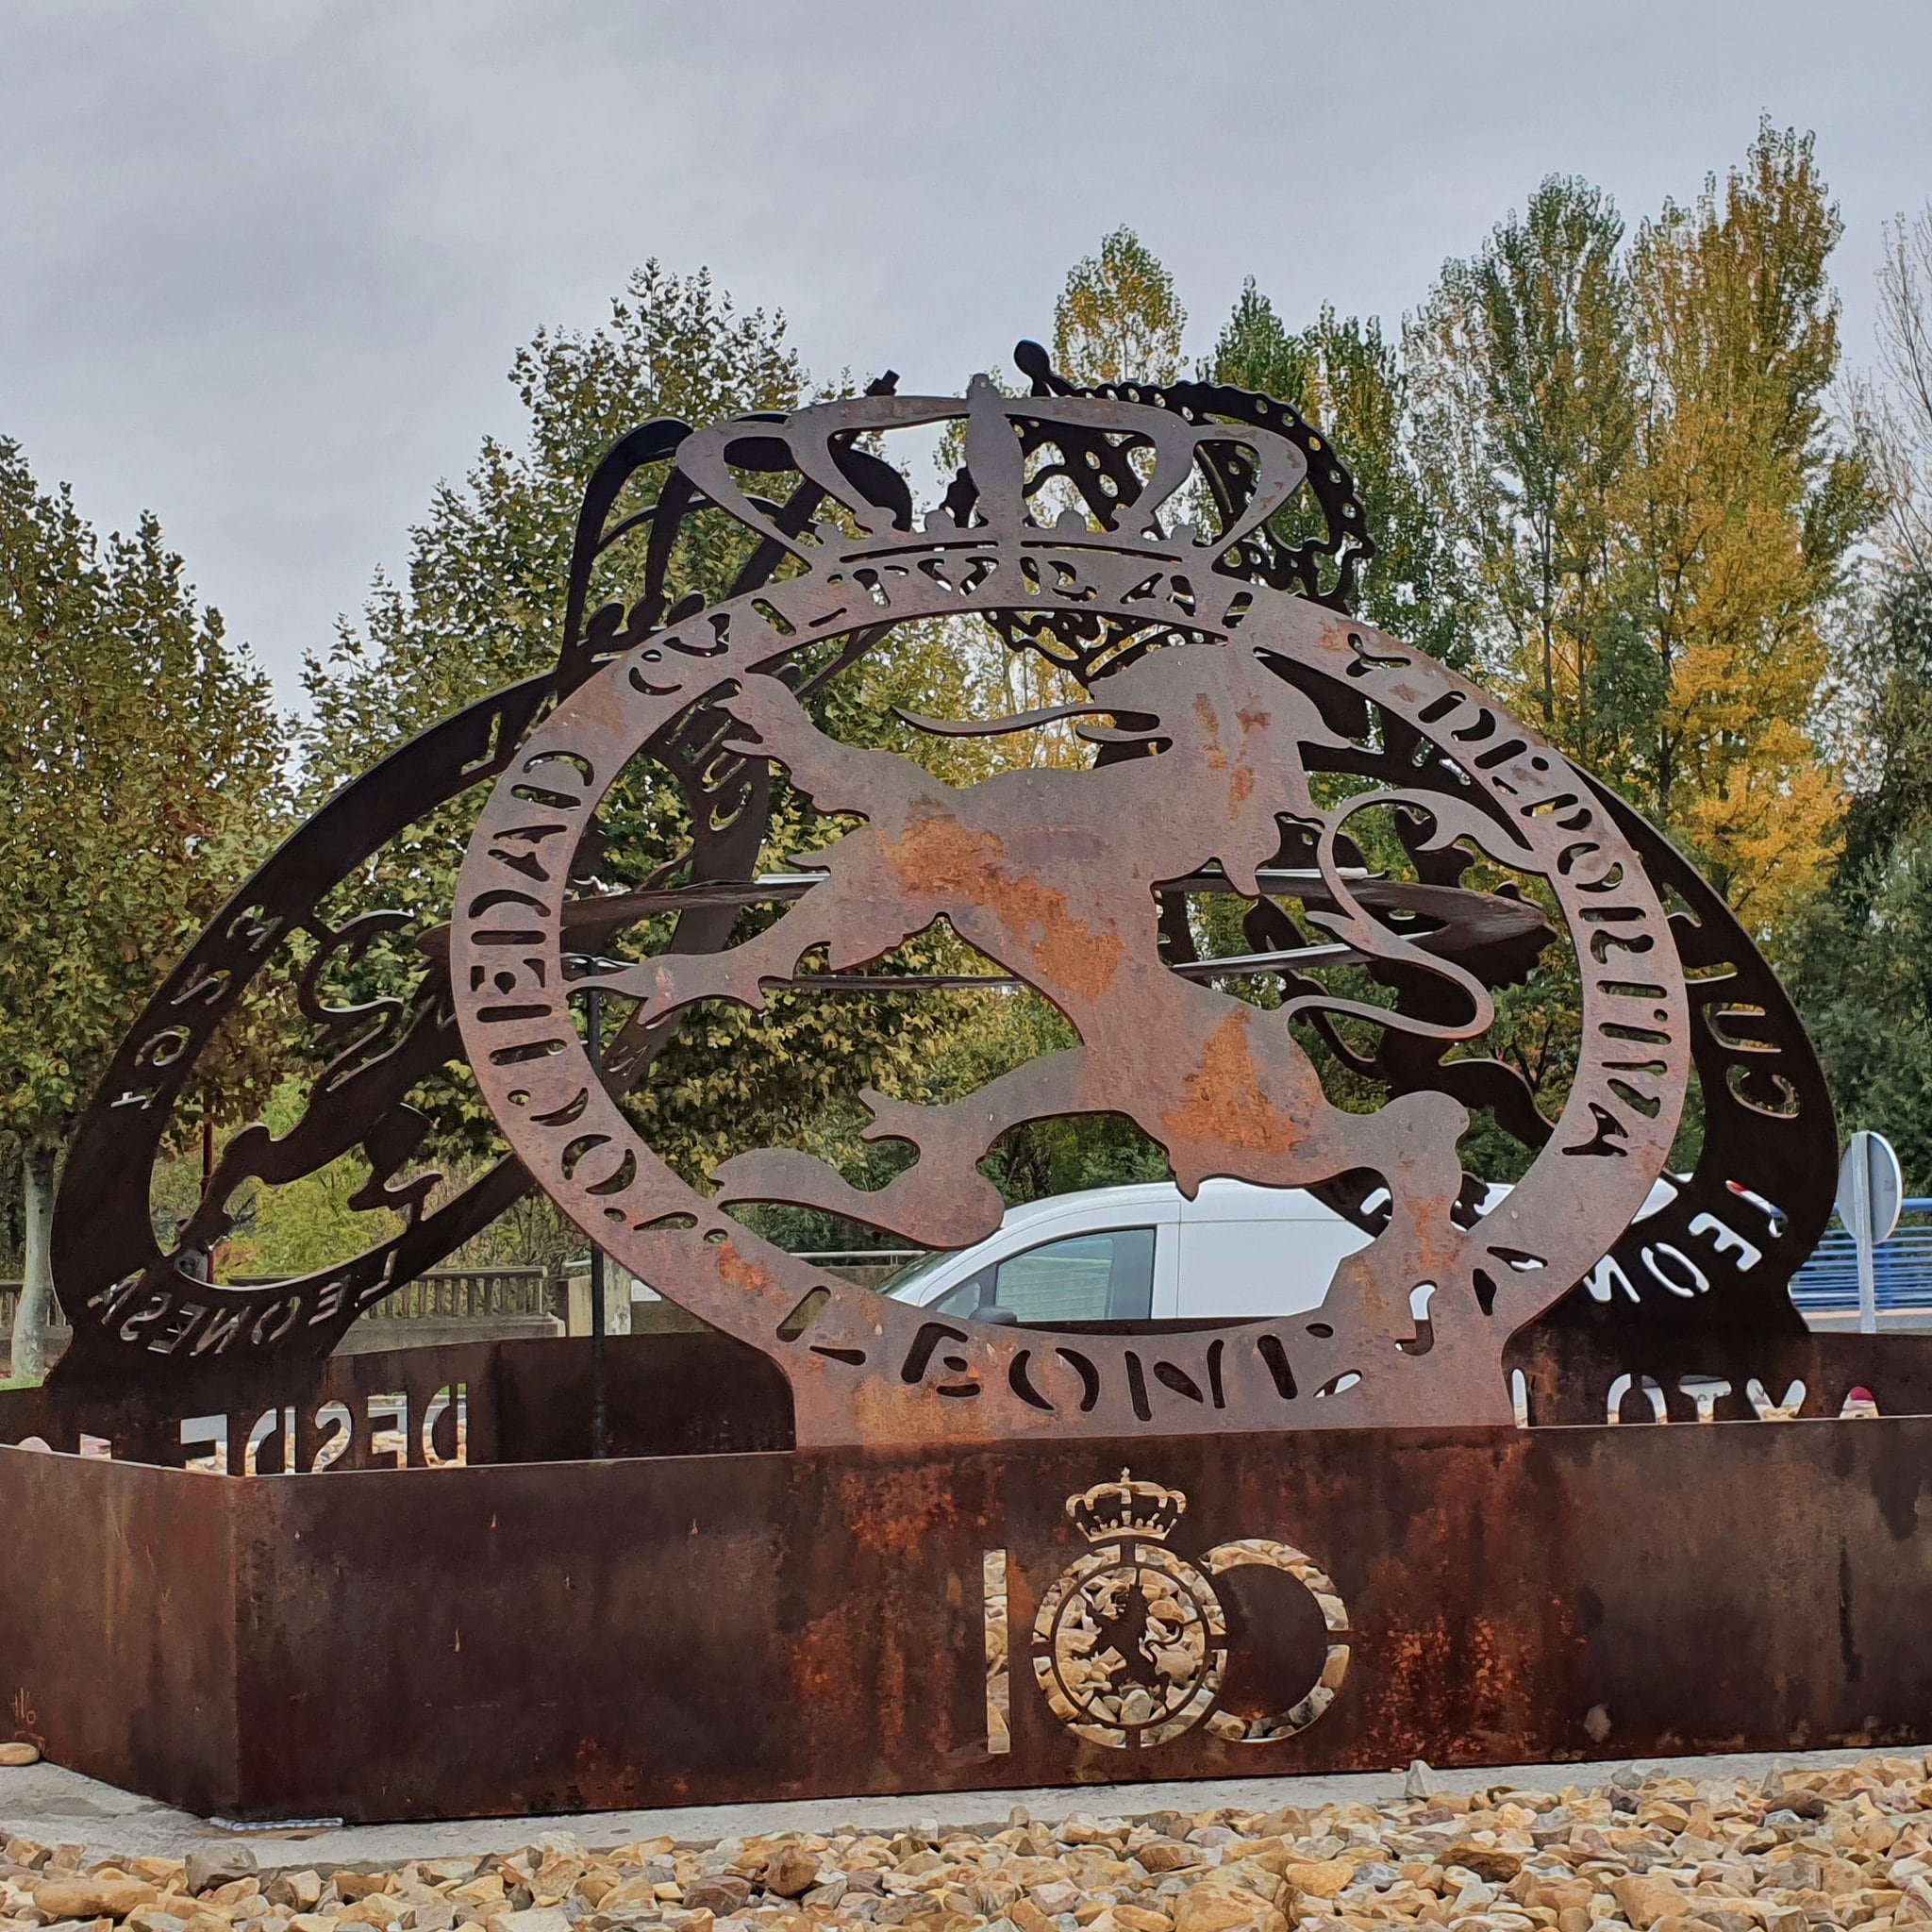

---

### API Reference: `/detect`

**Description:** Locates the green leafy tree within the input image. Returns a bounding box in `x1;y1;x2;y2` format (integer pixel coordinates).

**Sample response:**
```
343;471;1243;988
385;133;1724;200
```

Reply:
1788;568;1932;1185
1408;132;1871;939
1838;571;1932;882
292;263;821;1169
1407;175;1639;762
1764;182;1932;1165
0;441;287;1376
291;266;977;1264
303;262;809;762
1208;280;1470;667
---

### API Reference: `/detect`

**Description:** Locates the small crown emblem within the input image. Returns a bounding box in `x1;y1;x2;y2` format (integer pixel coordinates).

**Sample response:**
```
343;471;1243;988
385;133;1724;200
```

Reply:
1066;1468;1189;1544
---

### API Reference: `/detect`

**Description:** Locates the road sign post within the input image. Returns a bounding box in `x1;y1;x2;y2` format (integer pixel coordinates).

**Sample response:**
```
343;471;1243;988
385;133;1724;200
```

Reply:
1838;1131;1904;1335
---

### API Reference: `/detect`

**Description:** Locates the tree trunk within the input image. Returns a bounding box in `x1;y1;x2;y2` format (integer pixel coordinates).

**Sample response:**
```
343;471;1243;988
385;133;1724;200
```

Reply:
11;1141;58;1383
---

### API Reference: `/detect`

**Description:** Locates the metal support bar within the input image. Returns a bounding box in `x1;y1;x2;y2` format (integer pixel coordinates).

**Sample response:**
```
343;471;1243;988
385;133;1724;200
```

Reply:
586;980;608;1460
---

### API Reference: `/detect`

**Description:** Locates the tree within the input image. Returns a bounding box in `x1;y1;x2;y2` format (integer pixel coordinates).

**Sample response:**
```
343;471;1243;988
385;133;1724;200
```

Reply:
294;263;821;1141
1409;131;1872;940
1407;175;1639;763
302;262;809;765
294;265;974;1253
0;441;287;1377
1789;572;1932;1185
1616;124;1872;934
1054;226;1187;389
1208;280;1470;667
1849;202;1932;573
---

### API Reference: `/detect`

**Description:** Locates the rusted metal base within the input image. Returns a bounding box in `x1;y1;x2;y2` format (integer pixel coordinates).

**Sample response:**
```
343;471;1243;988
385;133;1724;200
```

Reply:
5;1335;1932;1824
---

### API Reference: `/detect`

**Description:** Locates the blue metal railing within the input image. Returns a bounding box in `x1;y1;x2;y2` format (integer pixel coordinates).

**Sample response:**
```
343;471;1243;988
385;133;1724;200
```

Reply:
1790;1196;1932;1316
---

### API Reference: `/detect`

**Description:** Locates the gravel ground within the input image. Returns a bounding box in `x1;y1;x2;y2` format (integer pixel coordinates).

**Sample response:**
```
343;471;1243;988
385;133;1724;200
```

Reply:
7;1754;1932;1932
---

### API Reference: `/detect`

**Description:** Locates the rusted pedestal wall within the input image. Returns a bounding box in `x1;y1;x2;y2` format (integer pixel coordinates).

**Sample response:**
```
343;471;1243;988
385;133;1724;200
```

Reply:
4;1412;1930;1823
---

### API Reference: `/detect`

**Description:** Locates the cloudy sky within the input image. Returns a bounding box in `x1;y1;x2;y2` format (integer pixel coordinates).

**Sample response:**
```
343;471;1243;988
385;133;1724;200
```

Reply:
4;0;1928;706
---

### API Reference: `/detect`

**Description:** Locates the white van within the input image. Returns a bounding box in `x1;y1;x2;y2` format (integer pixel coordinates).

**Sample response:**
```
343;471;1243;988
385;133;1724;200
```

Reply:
878;1178;1374;1324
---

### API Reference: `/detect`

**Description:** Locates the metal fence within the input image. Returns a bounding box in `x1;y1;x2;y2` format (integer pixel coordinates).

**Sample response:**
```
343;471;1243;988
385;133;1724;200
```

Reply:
1790;1197;1932;1318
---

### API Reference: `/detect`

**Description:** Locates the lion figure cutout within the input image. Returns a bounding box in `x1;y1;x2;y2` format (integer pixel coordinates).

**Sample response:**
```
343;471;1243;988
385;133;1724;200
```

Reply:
599;637;1508;1334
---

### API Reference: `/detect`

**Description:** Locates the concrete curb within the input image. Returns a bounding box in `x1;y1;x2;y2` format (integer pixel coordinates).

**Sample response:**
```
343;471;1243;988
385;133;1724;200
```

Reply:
1;1744;1917;1871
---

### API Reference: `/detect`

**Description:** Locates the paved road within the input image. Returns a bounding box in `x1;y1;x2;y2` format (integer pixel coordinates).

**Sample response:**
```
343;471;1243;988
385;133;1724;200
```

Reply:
0;1745;1914;1870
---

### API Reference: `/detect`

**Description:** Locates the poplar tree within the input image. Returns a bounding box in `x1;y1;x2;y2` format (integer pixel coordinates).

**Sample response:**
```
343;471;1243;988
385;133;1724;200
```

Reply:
1618;124;1873;931
1053;226;1187;389
1407;175;1639;765
1408;128;1872;937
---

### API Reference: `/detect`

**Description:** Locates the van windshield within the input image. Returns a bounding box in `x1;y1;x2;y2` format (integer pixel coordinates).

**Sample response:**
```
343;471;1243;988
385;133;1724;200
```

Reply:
878;1249;948;1297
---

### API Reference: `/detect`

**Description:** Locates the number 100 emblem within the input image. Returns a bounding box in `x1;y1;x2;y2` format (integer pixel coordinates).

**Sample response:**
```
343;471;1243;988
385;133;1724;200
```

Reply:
983;1469;1352;1753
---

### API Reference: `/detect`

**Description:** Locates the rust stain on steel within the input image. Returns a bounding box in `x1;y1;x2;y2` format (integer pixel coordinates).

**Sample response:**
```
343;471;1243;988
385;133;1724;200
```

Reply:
1164;1010;1314;1158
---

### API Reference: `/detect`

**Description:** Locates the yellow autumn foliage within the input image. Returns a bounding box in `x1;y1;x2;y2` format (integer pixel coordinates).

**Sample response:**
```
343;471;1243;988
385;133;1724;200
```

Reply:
1612;125;1863;937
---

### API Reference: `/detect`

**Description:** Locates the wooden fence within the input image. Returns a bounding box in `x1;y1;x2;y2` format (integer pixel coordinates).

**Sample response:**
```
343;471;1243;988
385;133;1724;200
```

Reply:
3;1256;919;1345
354;1267;552;1321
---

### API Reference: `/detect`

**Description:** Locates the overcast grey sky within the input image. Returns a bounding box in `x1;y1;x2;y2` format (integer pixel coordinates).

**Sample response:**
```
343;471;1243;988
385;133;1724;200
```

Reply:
4;0;1928;707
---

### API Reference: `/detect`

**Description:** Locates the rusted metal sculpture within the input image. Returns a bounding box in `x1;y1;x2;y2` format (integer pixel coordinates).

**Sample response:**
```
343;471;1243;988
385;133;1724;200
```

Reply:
44;349;1837;1409
49;673;556;1377
455;373;1696;1441
10;342;1908;1827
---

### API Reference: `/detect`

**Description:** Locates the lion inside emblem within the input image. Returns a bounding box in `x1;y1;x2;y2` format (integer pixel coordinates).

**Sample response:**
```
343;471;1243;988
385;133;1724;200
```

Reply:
608;637;1487;1309
1024;1470;1351;1749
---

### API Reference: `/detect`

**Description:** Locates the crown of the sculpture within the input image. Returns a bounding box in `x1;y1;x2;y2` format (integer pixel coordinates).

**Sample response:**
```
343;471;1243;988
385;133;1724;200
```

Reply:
558;341;1377;695
1067;1468;1190;1544
664;372;1313;574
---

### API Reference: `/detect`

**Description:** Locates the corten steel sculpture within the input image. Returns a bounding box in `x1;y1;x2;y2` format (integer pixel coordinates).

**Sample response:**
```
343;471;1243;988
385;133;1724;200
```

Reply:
42;348;1833;1410
11;343;1925;1827
457;378;1696;1443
